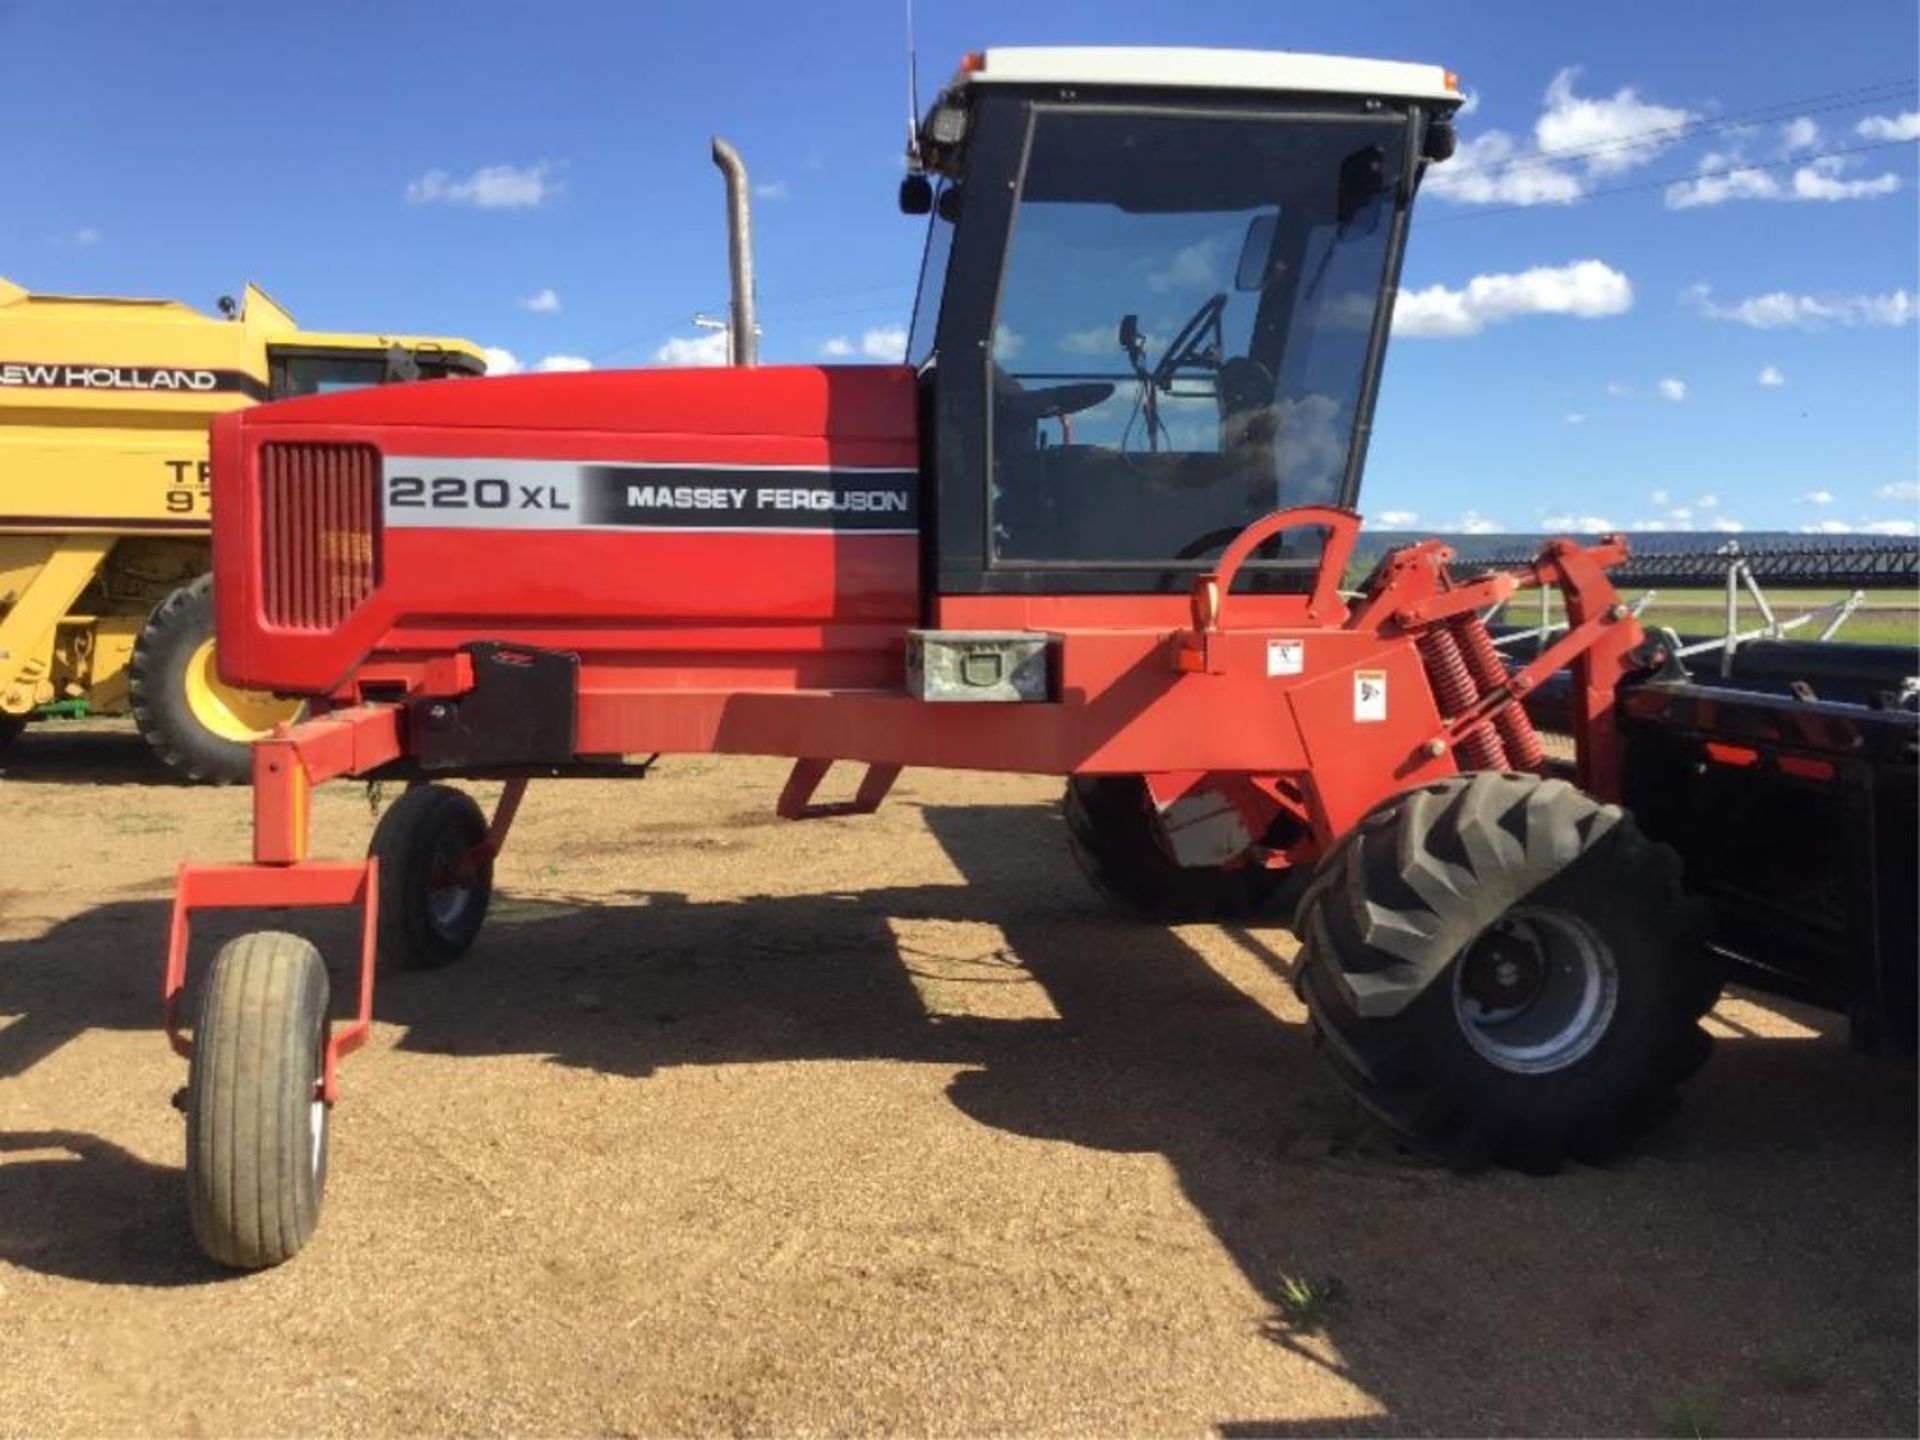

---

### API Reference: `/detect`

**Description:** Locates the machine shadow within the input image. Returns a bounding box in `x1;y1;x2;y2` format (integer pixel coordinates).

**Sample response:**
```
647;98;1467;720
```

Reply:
0;1130;231;1288
0;721;181;788
0;799;1912;1426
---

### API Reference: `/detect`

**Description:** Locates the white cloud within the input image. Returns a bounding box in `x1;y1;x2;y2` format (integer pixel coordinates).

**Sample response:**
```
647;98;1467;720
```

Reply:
1779;117;1822;155
1657;377;1687;402
69;226;103;246
1058;325;1118;356
653;330;731;366
1708;517;1746;533
1667;506;1693;522
1685;284;1918;329
1426;69;1694;210
1876;481;1920;502
476;346;589;373
819;326;908;362
754;179;791;201
1534;67;1695;175
1424;129;1584;206
992;324;1024;360
1858;111;1920;142
1666;153;1901;209
1374;510;1420;529
1455;91;1481;117
1564;412;1587;425
1447;510;1502;535
519;287;562;314
1650;489;1671;506
1860;518;1919;536
1800;490;1835;505
1696;493;1719;509
406;162;558;209
1392;259;1632;338
1147;238;1222;293
1757;364;1786;387
1800;519;1852;534
1542;513;1618;534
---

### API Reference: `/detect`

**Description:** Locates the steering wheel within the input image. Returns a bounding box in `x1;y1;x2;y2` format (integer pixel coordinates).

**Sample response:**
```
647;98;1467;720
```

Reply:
1151;292;1229;390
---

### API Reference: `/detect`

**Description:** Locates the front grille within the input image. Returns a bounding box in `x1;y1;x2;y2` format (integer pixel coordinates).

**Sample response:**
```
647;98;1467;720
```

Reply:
259;443;379;630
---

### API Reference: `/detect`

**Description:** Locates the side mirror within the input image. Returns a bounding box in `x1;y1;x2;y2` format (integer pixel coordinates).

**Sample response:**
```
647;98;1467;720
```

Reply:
383;343;420;384
1234;213;1279;291
936;184;963;222
1423;118;1457;163
1338;145;1388;225
898;174;933;215
1118;314;1144;367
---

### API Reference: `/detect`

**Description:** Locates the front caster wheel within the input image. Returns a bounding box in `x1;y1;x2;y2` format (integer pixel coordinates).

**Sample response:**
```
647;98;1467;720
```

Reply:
186;931;330;1269
1295;772;1720;1172
369;783;492;969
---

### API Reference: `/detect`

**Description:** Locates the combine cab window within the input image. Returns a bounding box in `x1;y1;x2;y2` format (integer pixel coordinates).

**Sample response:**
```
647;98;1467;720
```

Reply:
988;109;1405;566
269;347;481;400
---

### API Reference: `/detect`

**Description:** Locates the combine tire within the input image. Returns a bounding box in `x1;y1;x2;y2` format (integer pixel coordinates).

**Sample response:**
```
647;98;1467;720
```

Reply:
1294;772;1718;1171
130;576;303;784
186;931;330;1269
1064;775;1290;921
370;784;493;969
0;713;26;753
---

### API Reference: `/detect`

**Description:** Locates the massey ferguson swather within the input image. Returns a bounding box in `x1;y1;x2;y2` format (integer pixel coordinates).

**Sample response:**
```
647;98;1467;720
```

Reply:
159;47;1917;1268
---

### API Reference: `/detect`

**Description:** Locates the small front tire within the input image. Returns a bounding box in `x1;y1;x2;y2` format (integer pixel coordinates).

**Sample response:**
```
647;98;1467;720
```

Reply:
369;784;493;969
186;931;330;1269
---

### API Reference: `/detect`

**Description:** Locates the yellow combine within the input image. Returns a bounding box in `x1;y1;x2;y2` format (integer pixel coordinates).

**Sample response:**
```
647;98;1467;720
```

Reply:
0;275;483;780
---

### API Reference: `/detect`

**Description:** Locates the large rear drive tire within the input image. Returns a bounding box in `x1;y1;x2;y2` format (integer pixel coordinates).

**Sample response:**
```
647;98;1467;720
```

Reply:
369;784;493;969
0;713;27;753
186;931;331;1269
1063;775;1291;921
130;575;303;784
1295;772;1719;1172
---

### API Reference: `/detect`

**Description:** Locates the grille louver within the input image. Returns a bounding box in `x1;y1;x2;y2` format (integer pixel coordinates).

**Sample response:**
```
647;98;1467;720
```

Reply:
258;442;380;630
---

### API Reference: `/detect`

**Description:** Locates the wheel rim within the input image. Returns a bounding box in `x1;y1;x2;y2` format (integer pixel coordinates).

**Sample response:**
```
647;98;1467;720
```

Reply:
426;831;481;933
1452;906;1618;1074
183;638;305;743
310;1092;327;1178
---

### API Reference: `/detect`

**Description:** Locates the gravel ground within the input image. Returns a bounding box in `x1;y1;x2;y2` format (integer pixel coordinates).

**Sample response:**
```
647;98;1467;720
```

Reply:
1;721;1914;1437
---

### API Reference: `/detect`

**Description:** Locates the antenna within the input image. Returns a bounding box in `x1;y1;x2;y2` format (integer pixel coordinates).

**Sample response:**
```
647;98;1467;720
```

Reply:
904;0;922;170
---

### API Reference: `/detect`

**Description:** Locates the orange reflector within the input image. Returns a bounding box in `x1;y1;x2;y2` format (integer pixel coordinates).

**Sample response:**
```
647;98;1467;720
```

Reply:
961;50;986;74
1703;741;1761;768
1445;70;1461;92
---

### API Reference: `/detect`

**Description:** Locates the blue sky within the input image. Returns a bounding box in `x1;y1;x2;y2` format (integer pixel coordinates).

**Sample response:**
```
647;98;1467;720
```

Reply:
3;0;1915;535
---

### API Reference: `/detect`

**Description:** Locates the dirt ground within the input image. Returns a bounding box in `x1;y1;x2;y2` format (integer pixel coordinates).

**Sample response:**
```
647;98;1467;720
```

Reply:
2;720;1914;1438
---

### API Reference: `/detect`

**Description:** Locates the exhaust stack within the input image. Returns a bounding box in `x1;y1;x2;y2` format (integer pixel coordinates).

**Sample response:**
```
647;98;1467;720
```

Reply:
710;136;758;367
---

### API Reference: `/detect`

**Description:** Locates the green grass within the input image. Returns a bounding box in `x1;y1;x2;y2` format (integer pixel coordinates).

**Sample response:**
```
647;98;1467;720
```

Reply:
1494;586;1918;647
1264;1274;1347;1335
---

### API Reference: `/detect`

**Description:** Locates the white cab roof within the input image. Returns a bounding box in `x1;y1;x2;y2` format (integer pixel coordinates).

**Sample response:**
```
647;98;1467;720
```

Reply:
961;47;1458;105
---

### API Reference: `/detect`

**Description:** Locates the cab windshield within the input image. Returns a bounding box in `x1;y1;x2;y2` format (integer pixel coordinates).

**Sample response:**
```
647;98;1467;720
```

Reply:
988;109;1405;565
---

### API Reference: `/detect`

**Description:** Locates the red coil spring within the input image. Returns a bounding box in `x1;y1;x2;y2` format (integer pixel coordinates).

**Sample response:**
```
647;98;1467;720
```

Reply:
1453;613;1547;773
1416;628;1509;771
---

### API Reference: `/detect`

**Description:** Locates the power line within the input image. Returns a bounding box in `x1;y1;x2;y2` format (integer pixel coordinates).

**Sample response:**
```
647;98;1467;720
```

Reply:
1444;77;1916;180
1427;136;1917;224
